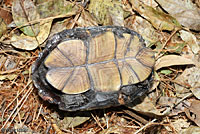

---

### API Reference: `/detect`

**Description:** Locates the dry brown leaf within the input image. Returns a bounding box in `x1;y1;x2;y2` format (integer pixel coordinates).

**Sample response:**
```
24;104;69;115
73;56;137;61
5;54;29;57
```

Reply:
88;0;124;26
51;112;90;129
180;126;200;134
167;118;190;133
0;8;13;24
125;15;160;46
0;17;7;38
180;30;200;54
158;97;190;116
130;0;181;31
11;34;39;50
185;100;200;127
130;96;163;116
141;0;158;7
36;0;79;19
175;67;200;99
11;20;52;50
12;0;40;37
77;10;98;27
156;0;200;31
155;55;195;70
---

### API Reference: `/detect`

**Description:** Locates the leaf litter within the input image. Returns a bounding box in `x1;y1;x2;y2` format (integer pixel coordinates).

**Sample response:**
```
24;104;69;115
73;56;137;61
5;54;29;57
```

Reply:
0;0;200;133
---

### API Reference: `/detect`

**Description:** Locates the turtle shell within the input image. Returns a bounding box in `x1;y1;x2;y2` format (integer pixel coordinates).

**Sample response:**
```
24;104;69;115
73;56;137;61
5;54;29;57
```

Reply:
32;26;155;111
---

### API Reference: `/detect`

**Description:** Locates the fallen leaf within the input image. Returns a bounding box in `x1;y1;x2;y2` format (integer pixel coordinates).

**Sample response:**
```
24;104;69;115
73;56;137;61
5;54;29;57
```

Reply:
155;55;195;70
130;0;181;31
77;10;98;27
11;34;38;50
0;17;7;38
180;30;200;54
160;69;172;75
11;20;52;50
156;0;200;31
36;0;79;19
175;67;200;99
12;0;40;37
185;100;200;127
0;8;13;24
88;0;124;26
48;20;68;38
125;15;161;46
51;111;90;128
170;118;190;132
4;56;17;70
158;97;190;116
180;126;200;134
166;42;186;54
130;96;163;116
141;0;158;7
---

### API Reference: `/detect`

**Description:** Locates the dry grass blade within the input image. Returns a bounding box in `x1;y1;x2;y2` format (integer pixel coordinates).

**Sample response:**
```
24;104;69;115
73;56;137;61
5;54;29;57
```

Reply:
36;104;43;120
91;113;104;130
1;81;33;129
1;80;32;125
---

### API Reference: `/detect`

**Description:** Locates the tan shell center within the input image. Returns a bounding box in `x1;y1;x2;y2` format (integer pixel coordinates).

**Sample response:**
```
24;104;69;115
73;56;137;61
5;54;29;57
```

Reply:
44;31;155;94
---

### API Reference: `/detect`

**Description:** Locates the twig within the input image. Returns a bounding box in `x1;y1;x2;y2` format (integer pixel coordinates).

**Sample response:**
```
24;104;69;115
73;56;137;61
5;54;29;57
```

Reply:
156;29;178;59
91;113;104;130
123;110;148;124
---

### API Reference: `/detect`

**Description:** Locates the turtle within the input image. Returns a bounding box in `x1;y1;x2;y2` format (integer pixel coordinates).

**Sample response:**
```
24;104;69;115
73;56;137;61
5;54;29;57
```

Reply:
32;26;155;111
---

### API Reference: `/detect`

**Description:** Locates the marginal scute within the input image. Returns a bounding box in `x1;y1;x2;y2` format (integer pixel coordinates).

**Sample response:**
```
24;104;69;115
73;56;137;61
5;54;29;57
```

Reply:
118;60;140;85
46;68;73;90
125;36;142;58
62;67;90;94
44;48;72;68
116;34;131;59
88;61;121;91
136;48;155;67
58;40;86;66
88;32;115;64
126;59;152;82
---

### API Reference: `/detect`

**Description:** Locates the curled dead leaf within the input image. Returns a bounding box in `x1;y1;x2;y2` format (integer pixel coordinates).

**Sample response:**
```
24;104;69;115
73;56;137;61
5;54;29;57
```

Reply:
155;55;195;70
